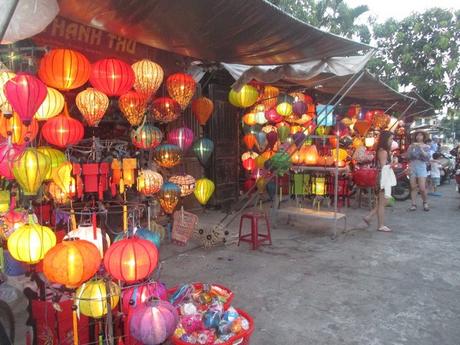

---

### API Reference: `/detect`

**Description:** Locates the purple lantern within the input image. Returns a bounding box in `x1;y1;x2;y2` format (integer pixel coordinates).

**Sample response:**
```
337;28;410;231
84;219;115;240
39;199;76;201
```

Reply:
266;131;278;149
293;101;307;115
167;127;194;152
0;141;25;180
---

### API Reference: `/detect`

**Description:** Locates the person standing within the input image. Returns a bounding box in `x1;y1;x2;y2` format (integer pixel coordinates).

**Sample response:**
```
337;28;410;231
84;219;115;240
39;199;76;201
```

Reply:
407;131;431;211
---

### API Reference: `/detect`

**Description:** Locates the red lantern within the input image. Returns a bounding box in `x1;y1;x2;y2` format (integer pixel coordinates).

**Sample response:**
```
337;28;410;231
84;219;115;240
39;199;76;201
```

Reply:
131;124;163;149
192;97;214;125
243;134;257;150
166;73;196;110
119;91;147;126
152;97;181;123
4;73;47;125
241;151;258;171
104;237;158;283
42;104;84;148
167;127;194;152
90;58;135;96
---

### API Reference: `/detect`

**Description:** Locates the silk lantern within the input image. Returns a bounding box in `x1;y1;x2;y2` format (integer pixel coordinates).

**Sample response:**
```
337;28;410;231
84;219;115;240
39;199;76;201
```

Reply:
47;182;69;205
152;97;181;123
43;239;101;287
137;169;163;196
259;85;279;109
76;279;120;318
132;59;164;97
312;175;327;196
277;123;290;143
0;141;24;180
153;144;182;168
303;145;319;165
38;48;90;90
0;112;39;145
104;237;159;283
255;131;268;151
13;148;51;195
4;73;47;125
242;113;256;126
332;148;348;166
372;111;391;130
166;73;196;110
42;104;84;148
291;150;302;165
34;87;64;121
0;70;15;114
122;281;167;312
243;134;257;150
37;146;67;180
276;94;294;116
167;127;194;152
241;151;258;171
133;228;162;248
7;216;56;264
255;109;268;125
193;138;214;166
90;58;134;96
157;182;181;214
76;88;109;126
229;85;259;108
265;108;283;123
193;177;216;206
131;124;163;150
169;174;196;197
53;162;73;195
129;299;178;345
118;92;146;126
354;120;371;136
65;225;111;257
365;136;375;148
192;97;213;125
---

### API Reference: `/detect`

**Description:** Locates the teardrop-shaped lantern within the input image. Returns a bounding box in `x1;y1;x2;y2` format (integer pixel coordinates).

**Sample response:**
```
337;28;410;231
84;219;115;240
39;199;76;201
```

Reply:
192;138;214;166
228;85;259;108
303;145;319;165
118;91;147;126
194;178;215;205
131;124;163;150
4;73;47;125
0;112;39;145
167;127;194;152
0;70;16;114
42;104;84;148
137;169;163;196
34;87;65;121
192;97;213;125
76;88;109;127
52;161;73;195
243;133;257;150
37;146;67;180
0;141;25;180
169;174;196;197
166;73;196;110
153;144;182;168
241;151;258;171
13;148;51;195
152;97;181;123
132;59;164;97
90;58;135;96
47;182;69;205
157;182;181;214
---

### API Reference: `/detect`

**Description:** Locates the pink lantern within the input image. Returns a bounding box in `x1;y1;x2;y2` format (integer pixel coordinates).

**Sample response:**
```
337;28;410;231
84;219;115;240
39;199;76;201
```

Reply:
265;108;283;123
0;141;25;180
122;281;167;313
167;127;194;152
4;73;47;125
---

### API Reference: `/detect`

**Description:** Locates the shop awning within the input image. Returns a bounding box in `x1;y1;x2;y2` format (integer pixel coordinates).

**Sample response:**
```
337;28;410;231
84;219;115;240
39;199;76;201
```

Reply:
57;0;373;65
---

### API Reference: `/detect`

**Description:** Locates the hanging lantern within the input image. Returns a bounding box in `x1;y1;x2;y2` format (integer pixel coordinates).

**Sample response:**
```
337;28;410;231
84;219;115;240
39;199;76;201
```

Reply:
122;158;137;187
131;124;163;150
277;123;290;143
132;59;164;97
255;154;268;169
166;73;196;110
266;131;278;149
262;125;277;134
42;104;85;148
365;136;376;148
167;127;194;152
47;182;69;205
347;104;361;118
0;70;15;114
122;281;167;312
194;178;215;206
118;91;147;126
104;237;158;283
153;144;182;168
255;131;268;151
169;174;196;197
254;110;268;125
291;150;303;165
65;226;111;257
13;148;51;195
192;97;214;125
303;145;319;165
0;141;25;180
332;148;348;166
34;87;64;121
76;279;120;318
242;112;257;126
354;120;371;136
0;112;39;145
293;101;307;116
157;182;181;214
241;151;258;171
193;138;214;166
37;146;67;181
137;169;163;196
129;299;179;345
243;133;257;150
259;85;279;109
90;58;135;96
312;175;327;196
228;85;259;108
372;111;391;130
38;48;90;90
7;216;56;264
152;97;181;123
265;108;283;123
0;190;10;213
76;88;109;127
352;137;364;149
43;239;101;287
52;162;73;195
276;94;294;116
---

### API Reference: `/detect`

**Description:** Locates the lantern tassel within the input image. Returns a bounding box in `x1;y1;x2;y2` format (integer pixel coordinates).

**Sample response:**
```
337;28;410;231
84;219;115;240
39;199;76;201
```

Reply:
92;212;97;240
123;204;128;232
147;201;151;230
70;201;77;231
72;305;79;345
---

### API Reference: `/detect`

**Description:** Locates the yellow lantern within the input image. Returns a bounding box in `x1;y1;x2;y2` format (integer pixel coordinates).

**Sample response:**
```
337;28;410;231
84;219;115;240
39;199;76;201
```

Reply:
255;154;268;169
291;150;303;165
352;137;364;149
137;169;163;196
13;148;51;195
37;146;67;181
34;87;65;121
0;190;10;213
0;70;15;114
132;59;164;97
7;215;56;264
76;279;120;319
122;158;137;187
76;88;109;127
332;148;348;165
303;145;319;165
312;175;327;196
52;161;73;195
228;85;259;108
194;178;215;205
242;112;256;126
47;182;69;205
276;102;292;116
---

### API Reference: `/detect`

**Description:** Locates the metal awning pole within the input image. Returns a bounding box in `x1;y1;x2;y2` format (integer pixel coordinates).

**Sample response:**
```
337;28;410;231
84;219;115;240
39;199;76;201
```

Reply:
0;0;19;43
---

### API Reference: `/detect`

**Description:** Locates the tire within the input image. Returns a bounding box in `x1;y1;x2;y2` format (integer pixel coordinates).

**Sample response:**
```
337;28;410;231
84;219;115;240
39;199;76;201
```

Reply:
0;300;14;344
393;180;411;201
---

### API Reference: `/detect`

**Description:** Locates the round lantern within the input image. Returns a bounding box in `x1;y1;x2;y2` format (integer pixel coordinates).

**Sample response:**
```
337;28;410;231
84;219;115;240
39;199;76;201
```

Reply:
372;111;391;130
118;91;147;126
303;145;319;165
194;178;215;205
131;124;163;150
133;228;162;248
276;94;294;116
122;281;167;312
153;144;182;168
47;182;69;205
104;237;158;283
65;226;111;257
38;49;90;90
132;59;164;97
265;108;283;123
76;279;120;318
7;217;56;264
0;112;39;145
255;110;268;125
243;133;257;150
192;97;213;125
0;70;15;114
13;148;51;195
137;169;163;196
193;138;214;166
241;151;259;171
169;174;196;197
242;112;256;126
43;239;101;287
152;97;181;123
266;131;278;149
41;104;84;148
37;146;66;180
76;88;109;126
90;58;135;96
166;73;196;110
34;87;64;121
129;299;178;345
228;85;259;108
0;141;24;180
255;131;268;151
259;85;279;109
157;182;181;214
167;127;194;152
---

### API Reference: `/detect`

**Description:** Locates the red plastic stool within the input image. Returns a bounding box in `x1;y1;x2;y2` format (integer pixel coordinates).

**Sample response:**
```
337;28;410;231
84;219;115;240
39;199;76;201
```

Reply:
238;211;272;250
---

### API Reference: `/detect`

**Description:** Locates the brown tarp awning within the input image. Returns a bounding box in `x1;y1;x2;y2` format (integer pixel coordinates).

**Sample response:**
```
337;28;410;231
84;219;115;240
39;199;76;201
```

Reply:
57;0;372;65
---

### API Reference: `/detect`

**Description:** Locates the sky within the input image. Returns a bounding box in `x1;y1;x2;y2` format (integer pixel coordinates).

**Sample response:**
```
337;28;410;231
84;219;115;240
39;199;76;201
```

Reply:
346;0;460;22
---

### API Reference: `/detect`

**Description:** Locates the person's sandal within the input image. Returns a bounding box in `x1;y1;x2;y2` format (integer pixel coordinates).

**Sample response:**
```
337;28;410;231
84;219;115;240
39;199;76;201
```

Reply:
378;226;392;232
423;202;430;211
409;204;417;211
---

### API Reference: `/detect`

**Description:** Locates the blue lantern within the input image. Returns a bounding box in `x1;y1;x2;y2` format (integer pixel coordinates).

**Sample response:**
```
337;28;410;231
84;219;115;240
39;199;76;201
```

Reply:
193;138;214;166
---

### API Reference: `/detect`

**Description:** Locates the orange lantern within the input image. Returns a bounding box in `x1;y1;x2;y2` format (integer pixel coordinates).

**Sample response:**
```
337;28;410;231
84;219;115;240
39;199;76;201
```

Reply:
76;88;109;127
166;73;196;110
42;104;84;148
34;87;65;121
38;48;90;90
153;144;182;168
291;150;303;165
119;91;147;126
132;59;164;97
259;85;279;109
243;134;257;150
122;158;137;187
372;111;391;129
137;169;163;196
242;113;257;126
191;97;214;125
303;145;319;165
0;112;38;144
158;182;181;214
47;182;69;205
90;58;135;96
152;97;181;123
354;120;371;136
